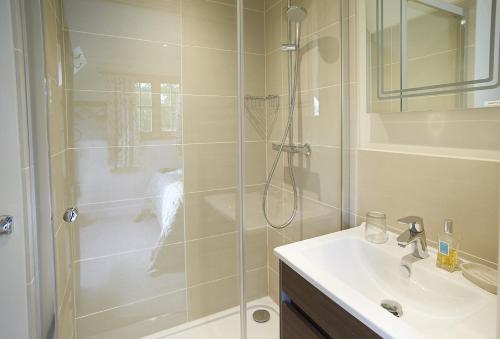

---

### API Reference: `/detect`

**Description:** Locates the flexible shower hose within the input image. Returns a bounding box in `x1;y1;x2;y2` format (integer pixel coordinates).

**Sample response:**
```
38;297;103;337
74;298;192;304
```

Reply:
262;24;301;229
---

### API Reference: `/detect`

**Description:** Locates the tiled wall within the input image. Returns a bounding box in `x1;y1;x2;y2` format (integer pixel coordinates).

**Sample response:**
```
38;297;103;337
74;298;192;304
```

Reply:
350;0;500;267
264;0;343;304
42;0;75;337
51;0;268;338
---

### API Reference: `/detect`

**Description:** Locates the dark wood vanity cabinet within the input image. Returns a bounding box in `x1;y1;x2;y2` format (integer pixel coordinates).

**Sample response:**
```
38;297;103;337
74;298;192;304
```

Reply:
279;261;382;339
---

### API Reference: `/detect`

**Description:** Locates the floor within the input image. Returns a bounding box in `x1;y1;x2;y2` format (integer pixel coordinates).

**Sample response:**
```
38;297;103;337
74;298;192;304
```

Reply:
143;297;279;339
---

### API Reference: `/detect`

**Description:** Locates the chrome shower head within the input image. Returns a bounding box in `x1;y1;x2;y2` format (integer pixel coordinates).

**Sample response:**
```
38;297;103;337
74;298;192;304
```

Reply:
287;6;307;22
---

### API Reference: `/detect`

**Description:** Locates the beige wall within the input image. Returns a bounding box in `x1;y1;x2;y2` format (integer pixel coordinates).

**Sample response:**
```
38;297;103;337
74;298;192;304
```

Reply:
264;0;343;304
351;0;500;267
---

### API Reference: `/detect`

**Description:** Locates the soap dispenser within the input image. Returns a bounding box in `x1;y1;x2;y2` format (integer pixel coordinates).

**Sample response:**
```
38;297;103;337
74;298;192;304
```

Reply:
436;219;460;272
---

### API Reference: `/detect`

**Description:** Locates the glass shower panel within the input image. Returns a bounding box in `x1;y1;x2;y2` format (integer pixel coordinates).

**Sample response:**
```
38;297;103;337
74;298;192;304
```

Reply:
59;0;240;337
243;1;344;338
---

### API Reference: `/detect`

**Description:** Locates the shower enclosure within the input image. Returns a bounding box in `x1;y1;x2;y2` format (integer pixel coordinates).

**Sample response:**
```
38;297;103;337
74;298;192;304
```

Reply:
20;0;349;337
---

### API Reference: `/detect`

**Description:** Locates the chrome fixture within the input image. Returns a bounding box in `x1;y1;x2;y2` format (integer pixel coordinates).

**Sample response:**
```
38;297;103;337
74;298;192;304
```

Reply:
63;207;79;223
272;143;311;156
396;216;429;259
252;309;270;323
262;2;308;229
0;215;13;235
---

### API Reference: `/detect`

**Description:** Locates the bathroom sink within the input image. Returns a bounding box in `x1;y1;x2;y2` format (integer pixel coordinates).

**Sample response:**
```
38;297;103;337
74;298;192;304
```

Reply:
274;226;497;339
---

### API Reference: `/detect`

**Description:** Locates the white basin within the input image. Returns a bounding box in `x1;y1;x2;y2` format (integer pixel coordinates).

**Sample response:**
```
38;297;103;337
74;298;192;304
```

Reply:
274;226;497;339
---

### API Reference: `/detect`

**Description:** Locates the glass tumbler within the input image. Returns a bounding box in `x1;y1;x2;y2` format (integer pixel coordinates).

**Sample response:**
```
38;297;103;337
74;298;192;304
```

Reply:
365;211;388;244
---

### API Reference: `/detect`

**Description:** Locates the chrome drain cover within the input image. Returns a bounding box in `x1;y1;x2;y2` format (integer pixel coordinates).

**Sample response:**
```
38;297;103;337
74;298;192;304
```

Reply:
380;299;403;317
253;309;270;323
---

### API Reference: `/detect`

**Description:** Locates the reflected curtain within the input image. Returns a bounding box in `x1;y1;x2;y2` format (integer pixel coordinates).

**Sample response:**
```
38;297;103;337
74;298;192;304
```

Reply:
107;76;140;170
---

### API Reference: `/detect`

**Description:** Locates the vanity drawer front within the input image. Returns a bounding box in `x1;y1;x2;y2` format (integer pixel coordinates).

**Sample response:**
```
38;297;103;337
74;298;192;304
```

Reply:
280;261;381;339
281;302;326;339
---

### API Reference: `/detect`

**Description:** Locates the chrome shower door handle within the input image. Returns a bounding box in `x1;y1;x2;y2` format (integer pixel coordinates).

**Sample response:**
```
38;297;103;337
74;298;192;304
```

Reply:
0;215;13;235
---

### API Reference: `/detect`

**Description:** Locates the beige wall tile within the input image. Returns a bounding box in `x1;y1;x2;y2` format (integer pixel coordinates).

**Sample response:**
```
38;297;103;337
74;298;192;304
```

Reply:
184;141;265;193
247;267;268;301
48;79;66;155
185;188;238;240
74;198;184;260
290;0;340;39
245;10;265;54
67;89;181;148
55;222;72;307
356;150;499;264
187;276;239;320
267;227;284;272
63;0;181;43
75;243;186;316
76;289;187;339
284;145;341;208
50;151;70;227
71;145;182;204
183;46;236;96
266;2;281;53
57;280;75;339
294;85;341;147
187;232;238;286
183;95;237;143
246;226;267;269
268;267;279;304
182;0;235;50
245;53;266;97
65;31;181;92
265;51;282;97
299;22;341;91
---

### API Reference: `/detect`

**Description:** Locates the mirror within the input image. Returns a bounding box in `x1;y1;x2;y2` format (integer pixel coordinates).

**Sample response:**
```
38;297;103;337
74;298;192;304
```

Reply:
365;0;500;113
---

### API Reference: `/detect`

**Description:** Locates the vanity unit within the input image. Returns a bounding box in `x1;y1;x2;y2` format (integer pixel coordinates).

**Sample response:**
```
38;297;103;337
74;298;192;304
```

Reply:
280;261;380;338
275;226;497;339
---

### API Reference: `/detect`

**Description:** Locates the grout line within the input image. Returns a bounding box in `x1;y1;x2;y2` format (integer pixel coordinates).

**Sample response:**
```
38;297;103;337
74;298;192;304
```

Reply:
64;29;265;56
74;240;185;263
75;287;188;320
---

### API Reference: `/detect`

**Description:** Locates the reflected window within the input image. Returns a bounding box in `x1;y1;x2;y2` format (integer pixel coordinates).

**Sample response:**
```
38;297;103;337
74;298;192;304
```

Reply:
134;81;180;139
160;83;180;132
136;82;153;133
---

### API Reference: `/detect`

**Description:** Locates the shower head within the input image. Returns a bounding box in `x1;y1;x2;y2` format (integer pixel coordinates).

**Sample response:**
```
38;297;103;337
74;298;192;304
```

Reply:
287;6;307;22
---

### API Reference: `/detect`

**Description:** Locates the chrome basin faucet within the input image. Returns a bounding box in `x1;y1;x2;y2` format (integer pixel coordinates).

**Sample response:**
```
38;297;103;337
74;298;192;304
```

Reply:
397;216;429;259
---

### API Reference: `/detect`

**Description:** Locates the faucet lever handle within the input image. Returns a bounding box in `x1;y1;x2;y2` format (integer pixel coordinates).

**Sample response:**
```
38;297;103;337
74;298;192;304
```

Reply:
397;216;424;233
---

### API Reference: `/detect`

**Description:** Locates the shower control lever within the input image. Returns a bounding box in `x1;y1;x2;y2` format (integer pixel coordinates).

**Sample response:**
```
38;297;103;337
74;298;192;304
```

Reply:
272;143;311;156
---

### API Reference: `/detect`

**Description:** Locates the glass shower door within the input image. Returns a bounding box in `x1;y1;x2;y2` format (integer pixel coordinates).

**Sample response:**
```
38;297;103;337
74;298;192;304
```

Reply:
52;0;242;337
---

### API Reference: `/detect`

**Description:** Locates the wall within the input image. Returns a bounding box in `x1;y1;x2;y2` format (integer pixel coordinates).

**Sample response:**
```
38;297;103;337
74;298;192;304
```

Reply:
350;0;500;267
264;0;344;303
52;0;267;338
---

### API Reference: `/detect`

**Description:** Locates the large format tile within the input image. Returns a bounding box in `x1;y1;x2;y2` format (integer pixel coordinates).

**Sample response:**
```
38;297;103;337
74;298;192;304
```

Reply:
64;0;181;43
71;145;182;204
65;31;181;92
182;46;236;96
187;232;238;286
357;150;499;263
67;90;181;148
75;243;186;317
187;276;239;321
74;198;184;260
76;289;187;339
182;0;236;50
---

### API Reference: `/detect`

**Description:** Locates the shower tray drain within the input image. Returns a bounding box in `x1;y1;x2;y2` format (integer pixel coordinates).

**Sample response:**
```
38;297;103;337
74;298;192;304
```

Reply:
380;299;403;317
252;309;270;323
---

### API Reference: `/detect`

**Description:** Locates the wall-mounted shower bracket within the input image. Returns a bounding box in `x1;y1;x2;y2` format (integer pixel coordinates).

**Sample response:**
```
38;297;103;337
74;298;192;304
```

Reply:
272;143;311;156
